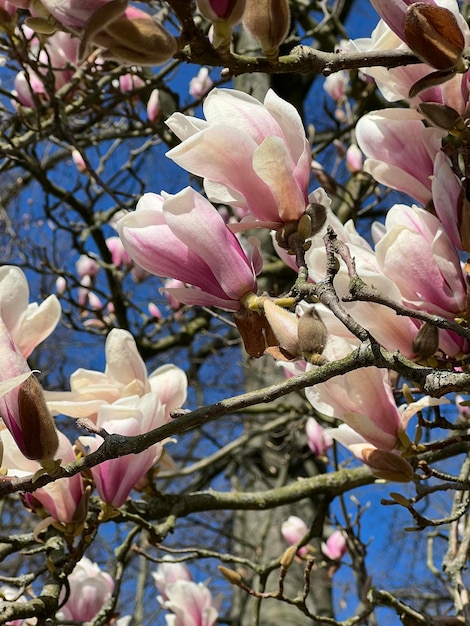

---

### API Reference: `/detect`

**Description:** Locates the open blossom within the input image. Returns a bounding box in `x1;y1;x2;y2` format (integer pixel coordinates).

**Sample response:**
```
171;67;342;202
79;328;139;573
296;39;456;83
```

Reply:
1;429;84;524
355;109;445;206
321;530;347;561
281;515;310;556
79;392;168;507
165;88;311;228
154;561;219;626
118;187;261;310
45;328;187;421
0;265;61;359
0;319;59;462
56;557;114;623
373;204;468;355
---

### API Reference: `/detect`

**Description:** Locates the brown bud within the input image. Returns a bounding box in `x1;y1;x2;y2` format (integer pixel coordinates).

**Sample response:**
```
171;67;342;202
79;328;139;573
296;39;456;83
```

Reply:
362;449;414;483
280;545;298;569
412;322;439;358
218;565;242;585
404;3;466;71
306;202;327;237
263;300;300;357
94;18;179;66
18;376;59;461
297;308;327;363
243;0;290;61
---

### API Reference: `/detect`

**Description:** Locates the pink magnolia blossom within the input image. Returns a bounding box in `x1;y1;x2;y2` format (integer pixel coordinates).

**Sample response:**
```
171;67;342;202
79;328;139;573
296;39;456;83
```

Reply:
159;579;219;626
432;151;468;250
153;562;193;602
56;557;114;623
45;328;187;421
306;361;403;452
305;417;333;457
348;2;469;109
165;88;311;228
147;88;161;123
1;429;84;524
303;206;419;358
281;515;310;556
355;109;446;206
321;530;347;561
76;254;100;280
189;67;213;99
106;236;132;268
118;187;261;310
79;392;168;507
373;204;468;355
323;70;349;101
0;318;59;462
0;266;61;359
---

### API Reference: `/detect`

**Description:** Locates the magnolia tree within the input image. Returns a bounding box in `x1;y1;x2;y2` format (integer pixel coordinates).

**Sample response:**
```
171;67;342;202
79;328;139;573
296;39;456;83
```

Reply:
0;0;470;624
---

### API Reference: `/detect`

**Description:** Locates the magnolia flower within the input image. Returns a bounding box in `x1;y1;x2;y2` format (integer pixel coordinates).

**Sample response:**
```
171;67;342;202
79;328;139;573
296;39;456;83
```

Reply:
281;515;310;556
305;417;333;457
165;88;311;228
56;557;114;623
189;67;213;99
118;187;261;310
0;266;61;359
373;204;468;355
355;108;446;206
79;393;168;507
158;579;219;626
153;562;193;602
321;530;347;561
304;210;419;358
45;328;187;421
1;429;84;524
0;319;58;462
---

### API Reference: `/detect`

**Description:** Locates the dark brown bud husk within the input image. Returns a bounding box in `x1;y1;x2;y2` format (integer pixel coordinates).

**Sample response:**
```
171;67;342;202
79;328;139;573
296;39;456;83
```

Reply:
404;3;466;71
18;376;59;462
234;306;278;358
417;102;464;132
412;322;439;358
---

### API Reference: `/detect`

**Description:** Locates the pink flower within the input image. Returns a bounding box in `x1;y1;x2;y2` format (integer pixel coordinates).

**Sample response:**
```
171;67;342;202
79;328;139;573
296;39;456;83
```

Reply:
79;392;168;507
45;328;187;422
105;236;132;268
147;89;161;123
323;70;349;101
321;530;347;561
432;151;468;251
305;418;333;457
165;88;311;228
118;187;260;310
189;68;213;99
57;557;114;622
281;515;310;556
159;578;219;626
1;429;84;524
374;204;467;355
153;562;193;602
306;362;403;451
0;266;61;359
355;109;445;206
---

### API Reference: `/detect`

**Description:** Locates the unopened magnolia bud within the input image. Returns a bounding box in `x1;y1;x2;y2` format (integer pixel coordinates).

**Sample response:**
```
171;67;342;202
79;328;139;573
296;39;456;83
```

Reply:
197;0;246;26
263;300;300;357
78;0;128;61
306;202;327;236
218;565;242;585
412;322;439;358
243;0;290;61
95;18;179;65
297;308;327;363
280;545;298;569
404;3;466;71
362;449;414;483
18;376;59;461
